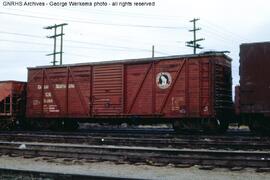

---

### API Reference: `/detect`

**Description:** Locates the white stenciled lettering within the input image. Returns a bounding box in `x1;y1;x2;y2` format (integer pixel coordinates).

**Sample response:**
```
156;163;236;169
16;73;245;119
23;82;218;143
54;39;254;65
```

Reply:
68;84;75;88
43;99;53;104
45;92;51;97
55;84;66;89
37;85;49;90
55;84;75;89
33;100;40;106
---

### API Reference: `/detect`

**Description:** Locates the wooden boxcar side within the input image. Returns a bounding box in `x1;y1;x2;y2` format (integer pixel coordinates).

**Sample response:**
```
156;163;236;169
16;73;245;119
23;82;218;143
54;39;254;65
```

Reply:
26;53;232;130
27;66;91;118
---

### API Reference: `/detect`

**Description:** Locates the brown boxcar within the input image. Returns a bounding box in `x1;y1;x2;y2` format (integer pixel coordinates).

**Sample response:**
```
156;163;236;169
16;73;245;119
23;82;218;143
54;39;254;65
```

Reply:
239;42;270;131
0;81;26;129
26;52;232;131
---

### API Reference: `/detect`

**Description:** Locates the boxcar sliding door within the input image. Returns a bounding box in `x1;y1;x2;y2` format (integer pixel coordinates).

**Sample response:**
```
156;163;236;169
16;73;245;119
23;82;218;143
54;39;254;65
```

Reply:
91;64;124;116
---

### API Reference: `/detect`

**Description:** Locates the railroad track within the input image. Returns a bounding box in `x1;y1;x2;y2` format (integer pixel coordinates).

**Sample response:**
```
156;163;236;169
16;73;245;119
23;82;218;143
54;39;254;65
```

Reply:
0;131;269;150
0;168;144;180
0;141;270;169
0;126;253;137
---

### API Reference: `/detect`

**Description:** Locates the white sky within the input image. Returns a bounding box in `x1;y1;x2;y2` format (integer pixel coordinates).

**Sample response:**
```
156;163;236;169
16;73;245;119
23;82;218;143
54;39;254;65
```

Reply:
0;0;269;88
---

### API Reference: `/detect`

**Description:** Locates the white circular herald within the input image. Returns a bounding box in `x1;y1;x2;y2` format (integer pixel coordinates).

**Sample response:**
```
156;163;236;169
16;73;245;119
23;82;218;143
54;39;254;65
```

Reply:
156;72;172;89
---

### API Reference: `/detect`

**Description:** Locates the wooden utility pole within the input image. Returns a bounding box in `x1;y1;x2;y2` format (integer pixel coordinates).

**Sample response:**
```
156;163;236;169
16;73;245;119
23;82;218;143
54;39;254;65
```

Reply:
44;23;68;66
152;45;155;58
186;18;204;54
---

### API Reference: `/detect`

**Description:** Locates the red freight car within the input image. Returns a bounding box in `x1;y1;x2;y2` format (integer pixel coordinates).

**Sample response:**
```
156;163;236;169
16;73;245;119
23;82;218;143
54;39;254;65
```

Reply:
26;52;232;131
0;81;26;129
239;42;270;131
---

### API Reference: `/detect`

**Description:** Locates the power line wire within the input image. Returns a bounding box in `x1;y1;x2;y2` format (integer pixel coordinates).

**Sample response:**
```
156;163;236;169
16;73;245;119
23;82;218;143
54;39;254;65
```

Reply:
0;29;183;48
202;25;243;42
0;31;173;55
0;39;51;46
5;7;188;22
0;38;171;55
201;19;250;42
0;11;187;30
0;30;43;38
0;50;48;53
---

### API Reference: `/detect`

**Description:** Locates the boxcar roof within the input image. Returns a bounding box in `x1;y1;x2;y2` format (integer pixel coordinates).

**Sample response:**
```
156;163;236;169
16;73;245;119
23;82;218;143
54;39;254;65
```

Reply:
0;80;26;83
28;52;232;70
241;41;270;46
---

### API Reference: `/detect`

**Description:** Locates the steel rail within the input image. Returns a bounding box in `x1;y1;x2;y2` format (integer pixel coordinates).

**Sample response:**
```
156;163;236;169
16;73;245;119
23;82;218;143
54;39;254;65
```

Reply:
0;131;269;150
0;168;145;180
0;141;270;168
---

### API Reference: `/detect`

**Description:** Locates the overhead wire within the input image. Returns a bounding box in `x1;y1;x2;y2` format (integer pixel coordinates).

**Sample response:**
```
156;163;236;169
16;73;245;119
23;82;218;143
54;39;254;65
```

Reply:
0;50;48;53
201;19;250;42
0;9;249;57
0;28;184;49
0;30;172;55
0;30;43;38
0;39;51;46
0;9;189;53
0;11;187;30
4;7;188;22
0;31;216;56
0;8;188;46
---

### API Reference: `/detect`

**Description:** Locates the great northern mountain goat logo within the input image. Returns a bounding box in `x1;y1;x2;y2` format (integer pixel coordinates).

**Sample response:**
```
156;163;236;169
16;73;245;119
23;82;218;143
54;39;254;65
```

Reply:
156;72;172;89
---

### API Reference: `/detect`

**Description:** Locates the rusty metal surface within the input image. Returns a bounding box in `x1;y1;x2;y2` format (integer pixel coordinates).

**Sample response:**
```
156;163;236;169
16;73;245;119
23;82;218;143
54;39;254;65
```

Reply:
239;42;270;116
0;81;26;116
26;53;232;120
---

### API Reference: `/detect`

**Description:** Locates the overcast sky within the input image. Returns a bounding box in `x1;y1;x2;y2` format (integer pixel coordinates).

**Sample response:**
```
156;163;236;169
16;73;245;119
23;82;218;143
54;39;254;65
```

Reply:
0;0;269;88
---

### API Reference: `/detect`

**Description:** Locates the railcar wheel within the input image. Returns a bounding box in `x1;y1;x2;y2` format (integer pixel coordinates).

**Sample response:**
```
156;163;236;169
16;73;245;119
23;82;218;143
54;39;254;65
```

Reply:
217;120;229;133
248;123;256;132
172;120;182;132
248;119;270;135
0;119;15;130
28;119;49;130
173;118;228;133
203;119;228;134
172;119;202;132
50;119;79;131
63;120;79;131
49;120;63;131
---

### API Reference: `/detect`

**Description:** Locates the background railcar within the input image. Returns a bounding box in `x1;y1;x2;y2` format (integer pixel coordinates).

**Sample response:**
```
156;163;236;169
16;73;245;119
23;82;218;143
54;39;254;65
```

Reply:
0;81;26;129
26;52;233;131
238;42;270;132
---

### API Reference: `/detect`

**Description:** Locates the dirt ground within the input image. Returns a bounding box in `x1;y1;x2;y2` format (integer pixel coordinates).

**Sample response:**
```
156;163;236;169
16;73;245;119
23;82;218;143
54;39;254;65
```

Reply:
0;155;270;180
